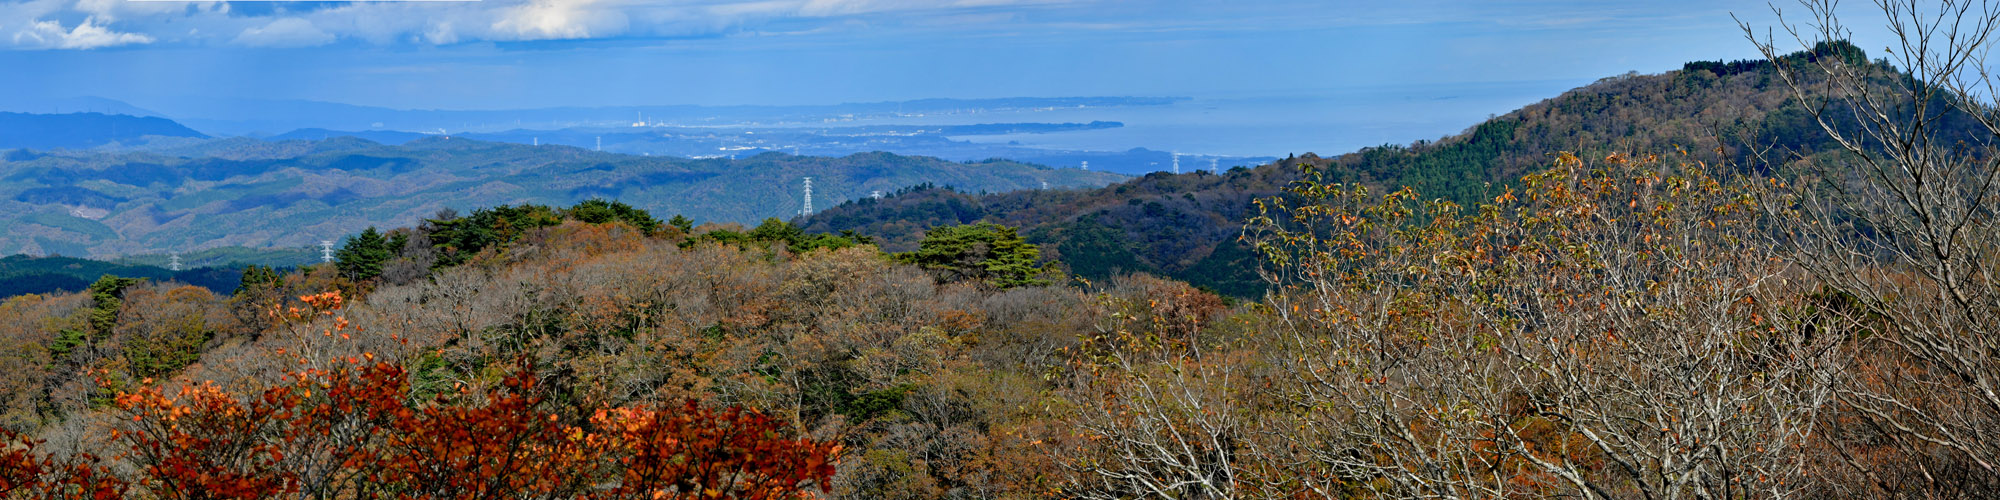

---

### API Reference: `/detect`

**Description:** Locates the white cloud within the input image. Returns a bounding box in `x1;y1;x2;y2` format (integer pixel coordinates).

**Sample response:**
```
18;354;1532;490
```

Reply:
0;0;1097;50
423;20;459;45
702;0;1066;19
13;17;153;49
796;0;906;16
234;17;335;47
489;0;629;40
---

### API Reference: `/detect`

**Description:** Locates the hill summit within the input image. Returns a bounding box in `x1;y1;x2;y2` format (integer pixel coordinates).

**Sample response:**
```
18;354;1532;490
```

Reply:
801;41;1928;297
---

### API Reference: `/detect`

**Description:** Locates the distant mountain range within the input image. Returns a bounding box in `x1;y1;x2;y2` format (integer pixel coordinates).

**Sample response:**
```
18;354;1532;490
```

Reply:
262;121;1268;176
0;95;165;117
0;112;206;150
0;136;1125;258
58;96;1187;137
0;95;1272;175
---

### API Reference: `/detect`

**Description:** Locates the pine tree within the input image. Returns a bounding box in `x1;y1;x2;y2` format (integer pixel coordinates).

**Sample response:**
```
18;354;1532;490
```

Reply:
566;199;662;234
237;264;280;292
898;223;1052;289
336;227;392;281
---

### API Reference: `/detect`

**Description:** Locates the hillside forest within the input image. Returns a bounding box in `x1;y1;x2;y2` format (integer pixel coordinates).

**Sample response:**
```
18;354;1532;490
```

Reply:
5;3;2000;499
798;33;1978;300
0;140;1124;259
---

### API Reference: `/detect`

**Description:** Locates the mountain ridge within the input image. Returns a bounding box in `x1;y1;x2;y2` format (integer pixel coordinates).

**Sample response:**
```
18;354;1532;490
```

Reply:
801;41;1923;297
0;112;208;150
0;137;1126;258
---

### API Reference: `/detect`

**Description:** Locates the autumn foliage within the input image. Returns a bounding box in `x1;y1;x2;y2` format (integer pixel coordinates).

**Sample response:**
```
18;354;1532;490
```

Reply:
107;360;837;499
12;22;2000;494
0;429;125;499
0;286;844;499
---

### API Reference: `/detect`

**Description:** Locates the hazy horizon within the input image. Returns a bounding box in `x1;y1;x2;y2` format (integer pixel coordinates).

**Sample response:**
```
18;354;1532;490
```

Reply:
0;1;1897;107
0;0;1903;157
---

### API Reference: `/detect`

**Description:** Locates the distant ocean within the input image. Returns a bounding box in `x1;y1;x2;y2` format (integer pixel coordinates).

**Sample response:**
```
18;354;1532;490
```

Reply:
895;79;1594;158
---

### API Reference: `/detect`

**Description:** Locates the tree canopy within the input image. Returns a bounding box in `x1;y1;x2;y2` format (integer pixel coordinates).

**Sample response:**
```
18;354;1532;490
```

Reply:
336;227;392;282
896;222;1053;289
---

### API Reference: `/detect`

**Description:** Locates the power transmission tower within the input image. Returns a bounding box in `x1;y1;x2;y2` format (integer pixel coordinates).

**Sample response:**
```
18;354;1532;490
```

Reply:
1172;152;1181;174
321;240;335;263
1081;161;1089;171
168;253;181;272
800;177;815;216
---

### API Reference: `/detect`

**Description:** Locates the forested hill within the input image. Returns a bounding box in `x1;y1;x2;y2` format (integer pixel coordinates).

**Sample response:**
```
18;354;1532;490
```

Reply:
0;112;208;150
800;41;1936;298
799;165;1300;297
0;137;1126;257
0;254;242;298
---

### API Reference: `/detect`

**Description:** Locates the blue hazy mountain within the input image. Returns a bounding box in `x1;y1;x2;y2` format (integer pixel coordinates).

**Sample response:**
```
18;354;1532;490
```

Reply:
0;136;1127;257
129;96;1186;136
266;128;431;144
265;121;1270;176
0;96;165;117
0;112;207;150
24;96;1272;175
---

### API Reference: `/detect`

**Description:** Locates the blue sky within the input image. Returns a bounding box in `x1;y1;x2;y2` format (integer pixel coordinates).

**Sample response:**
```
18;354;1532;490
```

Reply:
0;0;1894;110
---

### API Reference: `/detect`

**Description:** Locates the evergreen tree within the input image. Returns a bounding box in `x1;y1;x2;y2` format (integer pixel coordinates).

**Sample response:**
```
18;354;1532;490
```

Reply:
897;223;1052;289
238;264;280;291
51;275;140;362
386;231;411;256
424;204;562;268
691;218;867;253
748;218;804;243
565;199;662;234
336;227;392;281
85;275;139;339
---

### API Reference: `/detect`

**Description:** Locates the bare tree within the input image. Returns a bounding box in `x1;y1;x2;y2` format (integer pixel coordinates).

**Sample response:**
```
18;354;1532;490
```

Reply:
1243;153;1837;498
1746;1;2000;495
1052;280;1254;500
